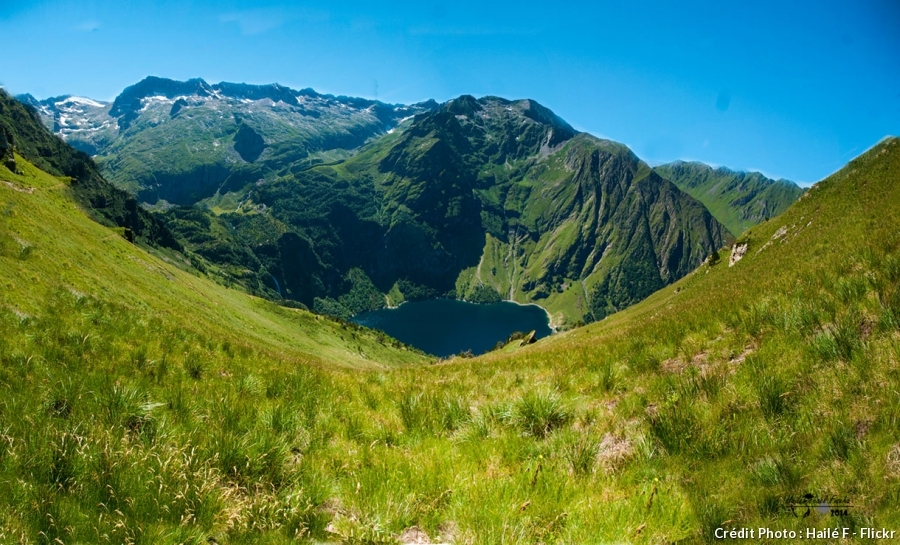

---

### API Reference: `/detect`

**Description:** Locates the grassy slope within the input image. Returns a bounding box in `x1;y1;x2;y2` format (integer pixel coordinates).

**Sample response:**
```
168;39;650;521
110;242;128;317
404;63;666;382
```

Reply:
0;89;179;249
470;136;900;540
0;154;426;369
1;137;899;543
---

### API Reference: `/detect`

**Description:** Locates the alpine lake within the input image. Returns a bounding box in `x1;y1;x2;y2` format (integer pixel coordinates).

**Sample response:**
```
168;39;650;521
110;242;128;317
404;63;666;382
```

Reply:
351;299;553;357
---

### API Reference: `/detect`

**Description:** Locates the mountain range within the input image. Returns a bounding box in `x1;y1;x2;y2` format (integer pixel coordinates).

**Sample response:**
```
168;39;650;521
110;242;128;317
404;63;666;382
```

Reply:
19;77;804;325
19;77;437;205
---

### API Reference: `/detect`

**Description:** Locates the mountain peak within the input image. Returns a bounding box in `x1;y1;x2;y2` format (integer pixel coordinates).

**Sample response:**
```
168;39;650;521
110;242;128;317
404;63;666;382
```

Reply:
211;81;301;105
109;76;213;128
443;95;483;117
114;76;212;105
514;98;575;134
654;160;804;235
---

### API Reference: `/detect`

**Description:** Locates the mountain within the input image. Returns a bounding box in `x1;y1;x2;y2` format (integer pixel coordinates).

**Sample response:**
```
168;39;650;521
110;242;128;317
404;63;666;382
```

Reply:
0;89;179;249
653;161;805;235
163;95;731;325
3;105;897;541
21;76;437;205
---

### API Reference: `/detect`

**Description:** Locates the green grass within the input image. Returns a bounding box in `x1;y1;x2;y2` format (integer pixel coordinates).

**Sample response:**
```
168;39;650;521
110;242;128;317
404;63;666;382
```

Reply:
1;137;900;543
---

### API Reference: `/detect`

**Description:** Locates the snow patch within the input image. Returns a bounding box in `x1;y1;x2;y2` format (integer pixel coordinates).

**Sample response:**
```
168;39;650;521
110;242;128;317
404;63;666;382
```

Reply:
56;96;106;108
141;96;176;111
60;121;113;134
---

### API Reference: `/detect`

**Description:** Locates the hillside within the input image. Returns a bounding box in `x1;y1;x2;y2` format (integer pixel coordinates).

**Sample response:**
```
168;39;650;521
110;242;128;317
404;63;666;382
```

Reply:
0;153;428;362
654;161;805;235
26;79;800;245
3;85;898;543
166;96;731;326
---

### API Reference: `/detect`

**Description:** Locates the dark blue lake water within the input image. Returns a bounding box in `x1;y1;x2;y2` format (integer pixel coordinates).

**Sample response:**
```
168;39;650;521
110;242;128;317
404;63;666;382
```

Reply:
351;299;553;357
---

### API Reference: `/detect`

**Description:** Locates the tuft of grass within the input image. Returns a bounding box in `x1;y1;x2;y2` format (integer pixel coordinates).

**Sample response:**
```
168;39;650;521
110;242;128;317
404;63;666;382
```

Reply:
825;420;858;461
397;391;434;436
184;351;204;380
559;432;599;476
755;374;792;420
512;391;571;438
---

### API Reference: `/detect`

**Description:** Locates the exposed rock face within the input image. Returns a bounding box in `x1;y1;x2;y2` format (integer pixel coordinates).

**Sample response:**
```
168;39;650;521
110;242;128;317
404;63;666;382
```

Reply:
519;331;538;346
729;243;749;266
169;98;188;118
109;77;212;130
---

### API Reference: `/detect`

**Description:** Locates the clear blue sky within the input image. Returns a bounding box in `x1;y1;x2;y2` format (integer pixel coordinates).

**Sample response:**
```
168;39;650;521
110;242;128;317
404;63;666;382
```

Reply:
1;1;898;185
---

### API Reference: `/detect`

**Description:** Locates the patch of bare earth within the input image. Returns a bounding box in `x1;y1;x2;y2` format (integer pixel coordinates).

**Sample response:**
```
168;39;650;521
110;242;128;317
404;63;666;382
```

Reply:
597;432;633;472
887;444;900;479
729;345;755;365
2;180;34;193
661;351;710;374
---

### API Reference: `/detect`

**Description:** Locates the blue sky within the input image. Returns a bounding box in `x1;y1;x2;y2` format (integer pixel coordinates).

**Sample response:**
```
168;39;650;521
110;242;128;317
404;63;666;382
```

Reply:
1;1;898;185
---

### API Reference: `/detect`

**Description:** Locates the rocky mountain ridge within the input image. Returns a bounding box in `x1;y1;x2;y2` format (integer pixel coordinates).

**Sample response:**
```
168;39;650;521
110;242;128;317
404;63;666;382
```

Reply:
19;76;437;204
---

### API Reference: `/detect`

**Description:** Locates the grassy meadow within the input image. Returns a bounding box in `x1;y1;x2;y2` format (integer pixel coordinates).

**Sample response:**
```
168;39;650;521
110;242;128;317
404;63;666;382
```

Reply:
1;138;899;543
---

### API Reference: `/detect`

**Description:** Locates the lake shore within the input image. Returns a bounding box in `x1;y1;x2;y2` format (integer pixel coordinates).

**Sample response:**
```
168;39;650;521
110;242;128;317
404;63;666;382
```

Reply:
501;298;557;333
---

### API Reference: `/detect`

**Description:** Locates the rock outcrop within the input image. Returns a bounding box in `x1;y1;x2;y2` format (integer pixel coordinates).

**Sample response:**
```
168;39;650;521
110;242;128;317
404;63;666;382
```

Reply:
729;243;749;266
